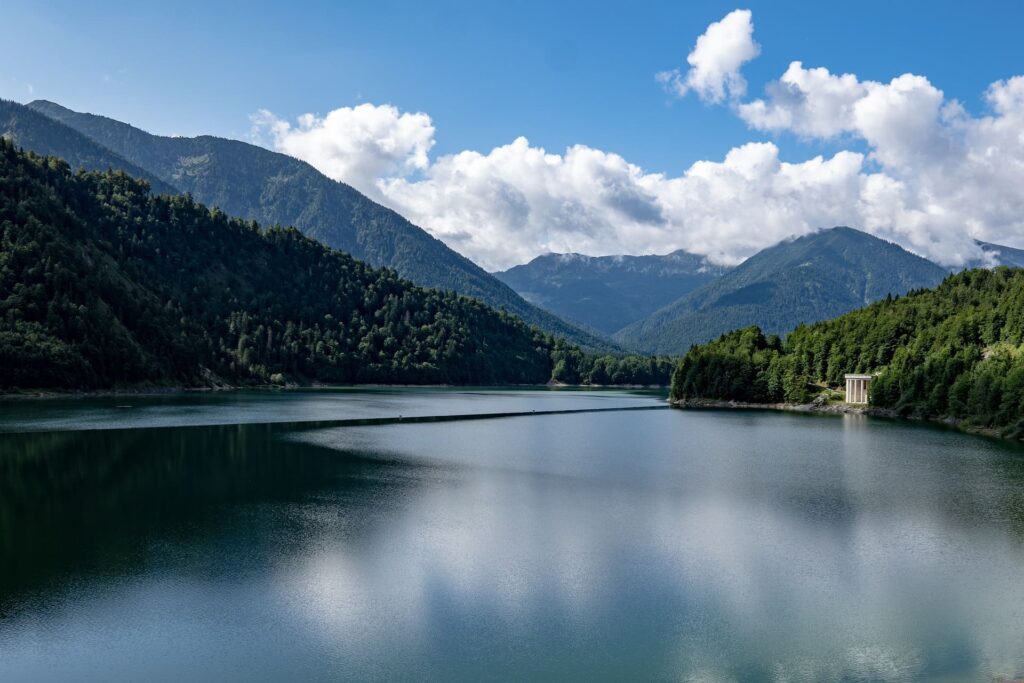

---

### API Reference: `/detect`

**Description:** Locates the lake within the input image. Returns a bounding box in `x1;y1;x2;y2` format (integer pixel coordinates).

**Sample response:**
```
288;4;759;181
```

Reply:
2;388;1024;682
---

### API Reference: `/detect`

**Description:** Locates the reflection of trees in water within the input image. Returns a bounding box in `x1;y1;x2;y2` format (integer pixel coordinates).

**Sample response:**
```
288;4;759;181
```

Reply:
990;448;1024;540
0;424;415;606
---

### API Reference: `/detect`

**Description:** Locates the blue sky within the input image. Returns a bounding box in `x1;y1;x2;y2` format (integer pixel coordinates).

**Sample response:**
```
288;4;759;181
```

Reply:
4;1;1024;268
3;0;1020;172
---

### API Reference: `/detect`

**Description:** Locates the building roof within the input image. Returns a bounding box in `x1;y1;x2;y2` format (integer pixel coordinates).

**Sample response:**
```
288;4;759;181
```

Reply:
844;374;872;379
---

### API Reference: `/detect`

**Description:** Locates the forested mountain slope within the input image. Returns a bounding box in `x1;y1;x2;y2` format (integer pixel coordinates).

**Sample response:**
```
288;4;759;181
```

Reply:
16;99;611;350
0;140;560;389
0;99;178;195
670;267;1024;436
616;227;949;354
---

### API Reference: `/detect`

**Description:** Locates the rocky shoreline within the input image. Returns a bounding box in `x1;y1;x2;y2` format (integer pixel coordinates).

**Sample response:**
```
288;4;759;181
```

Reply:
670;397;894;417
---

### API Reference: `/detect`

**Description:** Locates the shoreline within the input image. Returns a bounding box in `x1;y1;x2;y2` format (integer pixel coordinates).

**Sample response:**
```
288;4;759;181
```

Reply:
669;397;1014;443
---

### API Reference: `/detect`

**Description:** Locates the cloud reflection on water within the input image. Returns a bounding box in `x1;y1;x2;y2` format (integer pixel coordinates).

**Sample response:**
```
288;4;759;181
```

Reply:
281;410;1024;681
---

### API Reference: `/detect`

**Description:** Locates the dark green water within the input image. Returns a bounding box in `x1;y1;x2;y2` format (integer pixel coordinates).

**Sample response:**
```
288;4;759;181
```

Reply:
2;388;1024;681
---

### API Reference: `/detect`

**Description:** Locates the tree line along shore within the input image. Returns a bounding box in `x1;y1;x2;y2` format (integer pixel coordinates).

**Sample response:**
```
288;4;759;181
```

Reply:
670;267;1024;440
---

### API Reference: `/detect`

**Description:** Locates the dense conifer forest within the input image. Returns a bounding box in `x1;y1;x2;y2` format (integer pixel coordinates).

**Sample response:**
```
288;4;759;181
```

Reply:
0;141;669;391
6;99;612;350
670;268;1024;436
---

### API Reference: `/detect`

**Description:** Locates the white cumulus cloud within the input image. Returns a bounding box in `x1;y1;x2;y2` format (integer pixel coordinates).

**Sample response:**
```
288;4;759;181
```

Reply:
252;104;435;192
737;62;867;138
251;11;1024;272
379;138;671;269
734;55;1024;263
656;9;760;104
739;64;951;169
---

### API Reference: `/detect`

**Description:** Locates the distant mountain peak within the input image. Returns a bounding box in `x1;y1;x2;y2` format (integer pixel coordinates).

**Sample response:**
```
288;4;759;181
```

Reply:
25;98;64;111
974;239;1024;268
613;225;949;355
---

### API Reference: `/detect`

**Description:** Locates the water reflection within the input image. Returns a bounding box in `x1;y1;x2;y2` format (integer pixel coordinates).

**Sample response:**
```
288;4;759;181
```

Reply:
1;398;1024;681
288;411;1024;681
0;423;417;609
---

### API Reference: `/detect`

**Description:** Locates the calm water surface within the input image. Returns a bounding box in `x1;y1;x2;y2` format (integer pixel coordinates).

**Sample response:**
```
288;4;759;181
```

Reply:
2;388;1024;681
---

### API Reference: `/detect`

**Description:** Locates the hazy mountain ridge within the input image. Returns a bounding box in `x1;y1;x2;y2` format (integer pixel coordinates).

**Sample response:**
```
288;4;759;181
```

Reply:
494;250;728;334
975;240;1024;269
13;99;614;351
0;99;179;195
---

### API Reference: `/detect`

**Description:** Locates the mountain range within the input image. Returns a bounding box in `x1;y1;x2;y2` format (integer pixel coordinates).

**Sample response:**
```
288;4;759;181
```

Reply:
493;251;728;334
0;98;612;351
614;227;952;354
496;228;1024;356
5;98;1022;359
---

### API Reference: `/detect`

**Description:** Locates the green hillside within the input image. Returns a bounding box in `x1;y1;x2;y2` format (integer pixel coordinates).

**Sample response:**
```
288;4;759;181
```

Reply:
0;139;563;389
16;99;612;350
616;227;949;354
670;267;1024;436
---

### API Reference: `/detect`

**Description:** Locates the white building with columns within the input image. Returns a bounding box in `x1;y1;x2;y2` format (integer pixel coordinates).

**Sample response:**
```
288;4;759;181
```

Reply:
844;374;872;404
